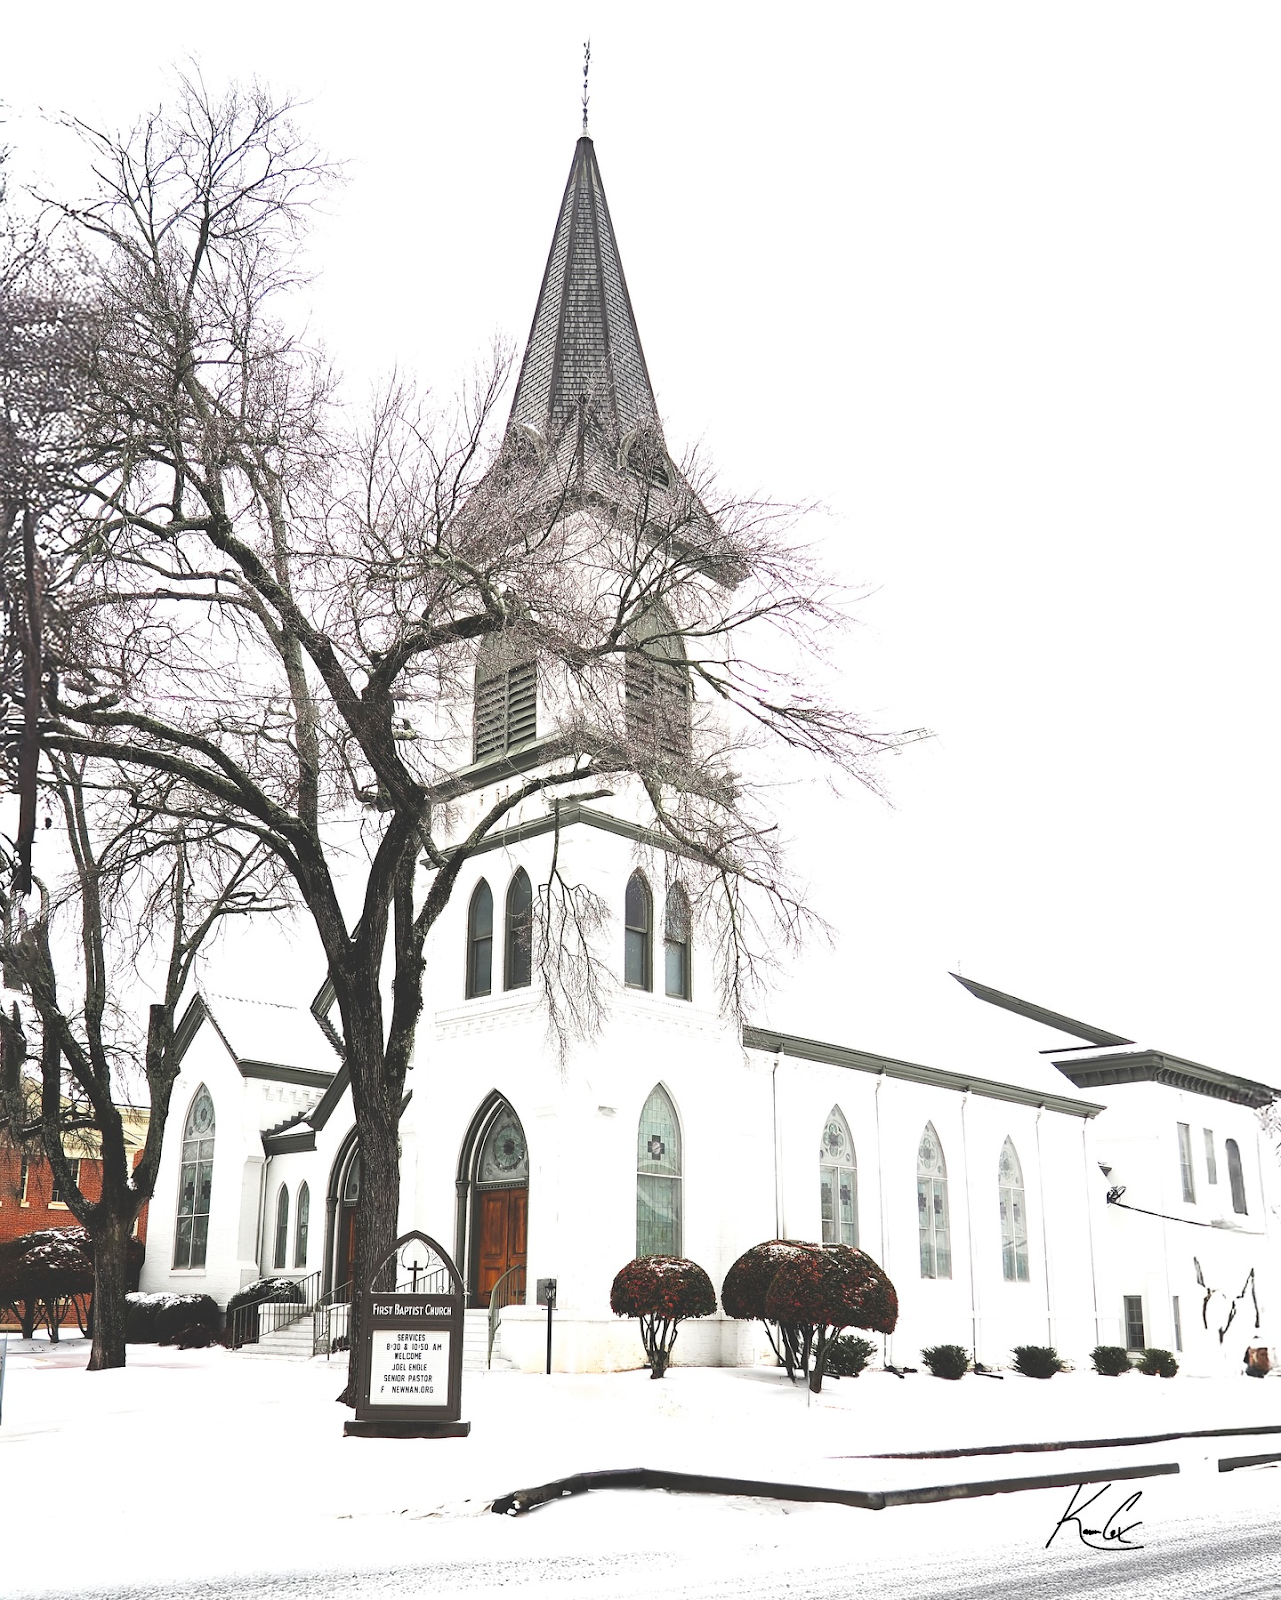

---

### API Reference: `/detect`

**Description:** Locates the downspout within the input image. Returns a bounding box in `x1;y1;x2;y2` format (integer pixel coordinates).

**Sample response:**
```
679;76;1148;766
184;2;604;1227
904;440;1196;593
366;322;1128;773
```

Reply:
772;1046;784;1239
1081;1119;1102;1348
1035;1107;1054;1345
960;1089;979;1363
255;1153;270;1278
874;1069;889;1366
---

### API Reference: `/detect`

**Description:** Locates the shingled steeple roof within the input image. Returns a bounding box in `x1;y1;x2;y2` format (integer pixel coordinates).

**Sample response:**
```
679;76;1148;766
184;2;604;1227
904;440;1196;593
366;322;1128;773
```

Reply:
510;135;662;447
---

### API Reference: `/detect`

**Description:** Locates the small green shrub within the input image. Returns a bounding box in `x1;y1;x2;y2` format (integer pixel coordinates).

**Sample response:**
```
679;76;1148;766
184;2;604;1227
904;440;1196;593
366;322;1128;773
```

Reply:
1011;1344;1066;1379
826;1335;878;1378
156;1293;219;1345
1091;1344;1132;1376
125;1291;178;1343
921;1343;969;1380
1138;1347;1178;1378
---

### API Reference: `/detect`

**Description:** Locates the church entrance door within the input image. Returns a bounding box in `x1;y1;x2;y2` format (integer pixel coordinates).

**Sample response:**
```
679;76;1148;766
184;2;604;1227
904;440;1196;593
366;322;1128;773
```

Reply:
476;1186;527;1303
467;1100;529;1308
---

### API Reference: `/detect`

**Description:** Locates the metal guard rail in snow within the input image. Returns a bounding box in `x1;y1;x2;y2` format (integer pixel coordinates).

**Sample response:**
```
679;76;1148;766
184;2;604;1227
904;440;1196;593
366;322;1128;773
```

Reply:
488;1263;526;1369
228;1270;322;1350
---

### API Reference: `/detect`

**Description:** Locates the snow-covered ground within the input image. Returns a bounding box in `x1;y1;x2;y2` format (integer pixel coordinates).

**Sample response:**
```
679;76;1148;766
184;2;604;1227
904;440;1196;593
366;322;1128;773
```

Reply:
2;1336;1280;1598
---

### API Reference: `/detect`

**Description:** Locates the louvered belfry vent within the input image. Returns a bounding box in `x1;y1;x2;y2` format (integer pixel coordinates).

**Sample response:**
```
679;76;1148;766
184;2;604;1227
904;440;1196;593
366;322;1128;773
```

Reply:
625;650;690;761
474;660;538;762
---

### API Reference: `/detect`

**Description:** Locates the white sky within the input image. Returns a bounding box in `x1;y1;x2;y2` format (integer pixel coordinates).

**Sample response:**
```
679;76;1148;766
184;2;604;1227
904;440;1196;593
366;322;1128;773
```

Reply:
5;2;1280;1087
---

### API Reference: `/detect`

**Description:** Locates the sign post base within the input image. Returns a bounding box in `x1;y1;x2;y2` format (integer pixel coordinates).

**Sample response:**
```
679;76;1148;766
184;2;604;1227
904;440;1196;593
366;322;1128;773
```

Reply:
344;1419;471;1439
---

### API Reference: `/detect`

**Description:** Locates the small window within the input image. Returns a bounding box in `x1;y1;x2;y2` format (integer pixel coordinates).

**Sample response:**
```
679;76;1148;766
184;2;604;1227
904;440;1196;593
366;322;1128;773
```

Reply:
505;869;533;991
1203;1129;1218;1185
466;879;494;998
636;1084;682;1257
294;1182;310;1269
1124;1295;1146;1351
917;1123;951;1280
343;1153;361;1205
1226;1139;1248;1215
50;1158;81;1205
624;872;653;990
19;1154;30;1202
174;1085;215;1269
998;1138;1030;1283
273;1185;290;1271
819;1107;858;1246
1172;1295;1183;1353
663;884;691;1001
1177;1123;1196;1203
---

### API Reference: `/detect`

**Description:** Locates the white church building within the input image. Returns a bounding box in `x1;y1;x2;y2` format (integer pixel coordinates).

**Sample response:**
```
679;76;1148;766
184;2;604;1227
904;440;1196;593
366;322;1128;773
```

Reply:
140;132;1279;1378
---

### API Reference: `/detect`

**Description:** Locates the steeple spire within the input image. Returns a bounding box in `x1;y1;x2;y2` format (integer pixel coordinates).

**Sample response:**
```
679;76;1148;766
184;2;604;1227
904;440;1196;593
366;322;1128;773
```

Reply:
508;134;662;450
581;39;591;135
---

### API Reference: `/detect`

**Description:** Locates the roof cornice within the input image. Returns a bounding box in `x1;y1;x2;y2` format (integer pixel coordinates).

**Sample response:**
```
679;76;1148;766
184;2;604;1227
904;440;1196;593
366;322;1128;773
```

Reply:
1052;1049;1276;1109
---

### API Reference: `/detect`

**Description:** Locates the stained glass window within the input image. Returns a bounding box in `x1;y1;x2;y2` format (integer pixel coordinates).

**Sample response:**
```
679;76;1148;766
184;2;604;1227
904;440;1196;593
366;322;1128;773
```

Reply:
624;872;652;991
636;1084;682;1257
997;1137;1029;1282
478;1106;529;1186
664;884;691;1001
819;1106;857;1246
917;1122;951;1280
466;879;493;998
273;1184;290;1270
505;870;533;990
343;1153;361;1204
174;1086;215;1269
295;1182;310;1268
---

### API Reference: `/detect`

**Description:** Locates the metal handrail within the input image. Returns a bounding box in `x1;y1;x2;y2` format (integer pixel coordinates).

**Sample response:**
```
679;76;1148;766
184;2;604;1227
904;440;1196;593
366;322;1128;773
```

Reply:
488;1263;526;1369
312;1280;353;1357
228;1269;322;1350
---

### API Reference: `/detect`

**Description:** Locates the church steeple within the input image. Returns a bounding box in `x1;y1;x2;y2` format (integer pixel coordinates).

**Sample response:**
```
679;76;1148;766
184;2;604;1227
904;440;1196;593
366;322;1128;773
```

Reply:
509;136;663;450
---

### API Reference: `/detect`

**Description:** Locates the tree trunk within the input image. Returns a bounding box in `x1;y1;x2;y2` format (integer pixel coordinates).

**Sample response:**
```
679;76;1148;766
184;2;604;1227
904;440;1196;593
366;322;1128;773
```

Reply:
20;1302;35;1340
339;1068;402;1407
88;1213;130;1370
45;1302;60;1342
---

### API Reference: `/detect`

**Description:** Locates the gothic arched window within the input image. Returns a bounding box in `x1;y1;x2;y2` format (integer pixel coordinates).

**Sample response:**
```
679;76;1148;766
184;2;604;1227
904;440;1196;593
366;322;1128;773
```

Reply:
273;1184;290;1270
466;879;494;998
625;606;690;761
624;871;653;990
998;1137;1029;1282
295;1182;310;1268
505;869;534;990
1226;1138;1248;1215
637;1084;682;1257
474;633;537;761
663;883;692;1000
174;1086;215;1269
917;1123;951;1280
819;1107;858;1246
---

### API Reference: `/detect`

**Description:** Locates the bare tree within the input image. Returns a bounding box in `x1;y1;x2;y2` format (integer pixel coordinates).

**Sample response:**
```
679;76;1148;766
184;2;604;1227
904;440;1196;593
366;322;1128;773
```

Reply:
0;761;284;1369
31;76;921;1399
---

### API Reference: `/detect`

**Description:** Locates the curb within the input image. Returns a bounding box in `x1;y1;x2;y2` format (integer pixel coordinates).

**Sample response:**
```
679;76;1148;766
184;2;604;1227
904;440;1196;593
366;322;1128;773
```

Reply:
491;1459;1179;1517
839;1421;1281;1461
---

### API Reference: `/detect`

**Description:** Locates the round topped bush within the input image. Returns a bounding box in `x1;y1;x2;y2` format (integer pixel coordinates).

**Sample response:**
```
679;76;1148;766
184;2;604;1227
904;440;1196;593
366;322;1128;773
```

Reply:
610;1256;717;1378
764;1246;898;1393
721;1240;820;1321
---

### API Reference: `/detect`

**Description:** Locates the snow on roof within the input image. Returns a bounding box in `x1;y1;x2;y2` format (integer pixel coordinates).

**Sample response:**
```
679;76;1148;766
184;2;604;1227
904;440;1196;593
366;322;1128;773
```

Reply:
197;989;336;1080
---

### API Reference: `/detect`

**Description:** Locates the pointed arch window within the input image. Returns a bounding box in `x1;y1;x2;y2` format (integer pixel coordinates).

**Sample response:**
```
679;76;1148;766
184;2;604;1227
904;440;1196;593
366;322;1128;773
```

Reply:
663;884;691;1000
295;1182;310;1268
466;879;494;998
174;1086;215;1269
1226;1139;1248;1214
505;869;534;990
474;633;537;762
273;1184;290;1271
625;607;691;761
636;1085;682;1257
819;1107;858;1246
917;1123;951;1280
624;871;653;990
998;1138;1030;1282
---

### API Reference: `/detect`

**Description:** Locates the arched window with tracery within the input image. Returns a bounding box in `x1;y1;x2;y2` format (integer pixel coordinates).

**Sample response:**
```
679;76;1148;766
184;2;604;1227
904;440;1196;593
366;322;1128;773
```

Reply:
625;606;690;760
917;1122;951;1280
998;1138;1029;1282
273;1184;290;1270
636;1084;682;1257
663;883;691;1000
624;871;653;990
1226;1139;1248;1214
174;1086;215;1269
505;869;533;990
819;1106;858;1246
474;632;537;761
295;1182;310;1268
466;879;493;998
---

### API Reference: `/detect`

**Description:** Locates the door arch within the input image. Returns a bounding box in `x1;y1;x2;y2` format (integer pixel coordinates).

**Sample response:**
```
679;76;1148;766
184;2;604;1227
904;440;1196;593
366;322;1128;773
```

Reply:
457;1096;529;1308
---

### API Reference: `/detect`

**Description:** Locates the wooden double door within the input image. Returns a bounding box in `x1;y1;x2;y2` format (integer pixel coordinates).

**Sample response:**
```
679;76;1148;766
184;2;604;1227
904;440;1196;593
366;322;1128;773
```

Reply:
473;1183;527;1305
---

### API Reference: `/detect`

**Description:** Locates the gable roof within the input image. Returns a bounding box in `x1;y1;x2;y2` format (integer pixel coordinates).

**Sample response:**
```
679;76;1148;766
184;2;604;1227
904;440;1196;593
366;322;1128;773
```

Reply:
174;992;337;1091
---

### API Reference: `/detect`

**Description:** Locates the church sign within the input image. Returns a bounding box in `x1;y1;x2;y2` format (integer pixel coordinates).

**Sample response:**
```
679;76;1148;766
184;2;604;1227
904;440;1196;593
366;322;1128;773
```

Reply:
345;1230;470;1439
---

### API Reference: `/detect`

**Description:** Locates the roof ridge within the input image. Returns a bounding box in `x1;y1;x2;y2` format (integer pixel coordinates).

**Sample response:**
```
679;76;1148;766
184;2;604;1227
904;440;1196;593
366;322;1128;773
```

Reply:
200;987;305;1013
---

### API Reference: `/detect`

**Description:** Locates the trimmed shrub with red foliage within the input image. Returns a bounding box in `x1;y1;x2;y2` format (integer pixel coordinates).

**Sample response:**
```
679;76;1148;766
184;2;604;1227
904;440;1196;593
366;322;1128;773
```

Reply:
721;1240;822;1379
0;1229;94;1340
610;1256;717;1378
765;1246;898;1393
